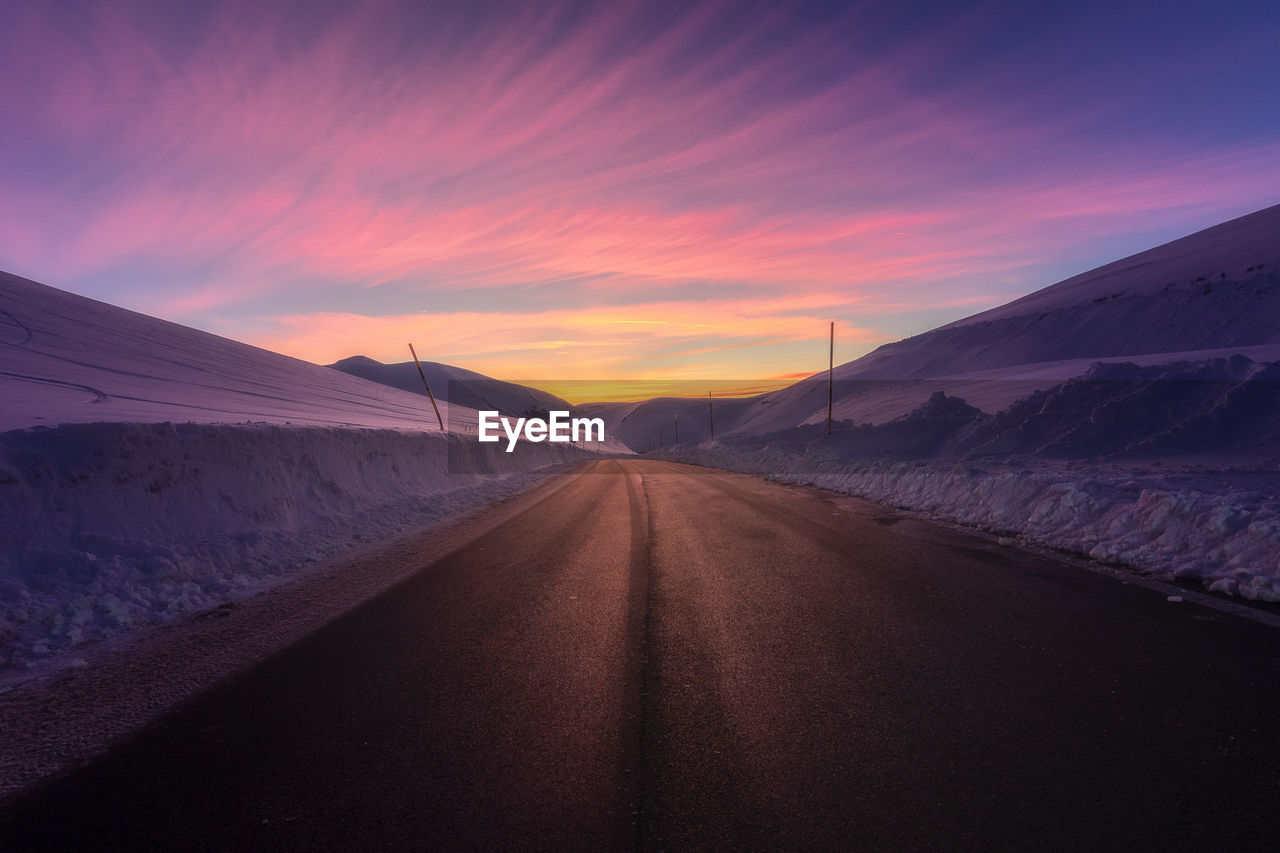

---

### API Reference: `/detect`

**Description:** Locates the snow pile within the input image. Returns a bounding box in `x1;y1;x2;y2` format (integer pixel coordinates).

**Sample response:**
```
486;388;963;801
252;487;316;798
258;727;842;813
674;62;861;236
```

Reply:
0;421;591;667
659;355;1280;599
667;443;1280;601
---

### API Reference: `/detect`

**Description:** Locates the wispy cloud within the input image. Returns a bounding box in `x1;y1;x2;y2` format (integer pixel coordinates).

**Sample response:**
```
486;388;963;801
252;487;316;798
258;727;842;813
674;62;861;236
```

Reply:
1;0;1277;377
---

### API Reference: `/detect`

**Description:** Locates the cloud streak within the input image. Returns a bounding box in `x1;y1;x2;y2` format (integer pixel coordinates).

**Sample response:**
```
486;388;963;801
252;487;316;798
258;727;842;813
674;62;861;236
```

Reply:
1;0;1278;378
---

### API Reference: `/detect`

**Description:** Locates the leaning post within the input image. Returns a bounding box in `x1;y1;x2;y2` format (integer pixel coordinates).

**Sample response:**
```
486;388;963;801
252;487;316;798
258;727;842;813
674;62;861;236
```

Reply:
408;343;445;431
826;321;834;435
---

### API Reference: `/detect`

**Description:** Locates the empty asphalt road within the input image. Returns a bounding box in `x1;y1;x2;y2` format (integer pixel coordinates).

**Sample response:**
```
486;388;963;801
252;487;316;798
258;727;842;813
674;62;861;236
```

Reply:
2;459;1278;851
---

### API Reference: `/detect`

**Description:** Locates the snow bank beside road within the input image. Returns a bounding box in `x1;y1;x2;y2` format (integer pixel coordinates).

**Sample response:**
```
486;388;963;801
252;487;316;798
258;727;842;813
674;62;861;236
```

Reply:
0;422;588;667
657;356;1280;600
668;446;1280;602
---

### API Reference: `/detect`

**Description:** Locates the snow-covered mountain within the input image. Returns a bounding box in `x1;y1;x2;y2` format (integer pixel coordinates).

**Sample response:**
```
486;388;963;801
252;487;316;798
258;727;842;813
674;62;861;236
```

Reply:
328;355;571;417
0;270;465;433
845;202;1280;381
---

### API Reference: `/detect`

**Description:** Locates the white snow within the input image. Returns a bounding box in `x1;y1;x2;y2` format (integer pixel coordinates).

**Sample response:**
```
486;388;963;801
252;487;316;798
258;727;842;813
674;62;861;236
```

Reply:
666;445;1280;601
0;422;594;667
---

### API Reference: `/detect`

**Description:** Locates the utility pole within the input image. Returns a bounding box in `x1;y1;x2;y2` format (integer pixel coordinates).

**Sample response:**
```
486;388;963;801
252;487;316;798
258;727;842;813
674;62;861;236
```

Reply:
826;321;834;435
408;343;445;430
674;411;679;444
708;391;714;439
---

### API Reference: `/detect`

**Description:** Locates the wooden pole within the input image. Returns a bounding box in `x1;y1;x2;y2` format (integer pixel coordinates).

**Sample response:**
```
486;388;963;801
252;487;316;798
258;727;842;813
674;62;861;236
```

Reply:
826;321;834;435
408;343;445;431
674;411;679;444
708;391;714;438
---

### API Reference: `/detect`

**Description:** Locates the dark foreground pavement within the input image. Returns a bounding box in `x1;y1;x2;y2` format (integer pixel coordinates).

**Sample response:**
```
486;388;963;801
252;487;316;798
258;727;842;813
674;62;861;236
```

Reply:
2;459;1278;851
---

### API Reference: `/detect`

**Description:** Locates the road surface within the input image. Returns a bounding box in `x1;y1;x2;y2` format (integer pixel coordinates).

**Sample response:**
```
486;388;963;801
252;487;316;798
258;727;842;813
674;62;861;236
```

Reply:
2;459;1278;850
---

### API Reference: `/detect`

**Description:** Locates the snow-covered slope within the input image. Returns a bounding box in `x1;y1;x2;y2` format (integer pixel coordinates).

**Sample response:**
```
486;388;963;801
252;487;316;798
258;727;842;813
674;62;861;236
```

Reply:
843;203;1280;381
947;203;1280;328
0;271;462;432
328;355;571;417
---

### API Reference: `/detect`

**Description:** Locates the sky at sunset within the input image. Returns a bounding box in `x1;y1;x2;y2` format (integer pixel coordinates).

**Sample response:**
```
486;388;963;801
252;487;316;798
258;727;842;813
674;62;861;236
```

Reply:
2;0;1279;386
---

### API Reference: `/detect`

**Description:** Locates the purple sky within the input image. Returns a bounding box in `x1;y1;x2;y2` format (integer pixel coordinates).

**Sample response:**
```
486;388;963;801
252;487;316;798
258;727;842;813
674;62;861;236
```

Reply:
2;0;1278;383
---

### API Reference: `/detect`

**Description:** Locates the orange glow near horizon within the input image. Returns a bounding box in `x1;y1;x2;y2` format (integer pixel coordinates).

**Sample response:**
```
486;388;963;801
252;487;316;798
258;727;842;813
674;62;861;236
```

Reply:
515;378;804;405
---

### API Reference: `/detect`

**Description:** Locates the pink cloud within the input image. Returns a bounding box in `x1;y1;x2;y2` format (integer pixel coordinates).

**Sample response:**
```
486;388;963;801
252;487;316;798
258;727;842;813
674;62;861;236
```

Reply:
1;1;1278;379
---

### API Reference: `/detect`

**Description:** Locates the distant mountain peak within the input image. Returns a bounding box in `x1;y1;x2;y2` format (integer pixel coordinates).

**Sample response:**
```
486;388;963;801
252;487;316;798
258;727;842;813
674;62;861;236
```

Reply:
329;355;384;369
